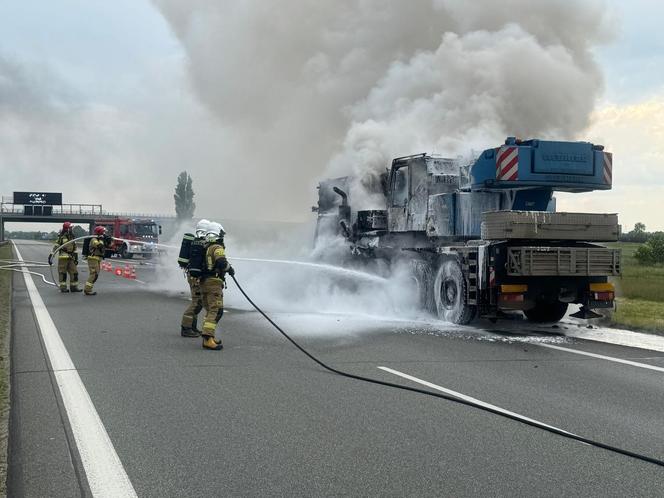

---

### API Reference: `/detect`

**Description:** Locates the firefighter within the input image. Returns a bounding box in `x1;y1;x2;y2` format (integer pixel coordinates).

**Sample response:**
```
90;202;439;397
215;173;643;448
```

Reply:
85;226;108;296
49;221;81;293
199;222;234;350
180;219;210;338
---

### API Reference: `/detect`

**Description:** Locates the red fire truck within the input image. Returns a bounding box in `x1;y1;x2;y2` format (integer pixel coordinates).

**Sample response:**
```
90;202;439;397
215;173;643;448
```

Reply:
95;217;161;259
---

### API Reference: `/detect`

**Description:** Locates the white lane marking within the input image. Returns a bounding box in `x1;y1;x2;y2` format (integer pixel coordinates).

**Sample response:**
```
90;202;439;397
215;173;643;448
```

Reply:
13;242;137;497
537;343;664;373
378;366;574;435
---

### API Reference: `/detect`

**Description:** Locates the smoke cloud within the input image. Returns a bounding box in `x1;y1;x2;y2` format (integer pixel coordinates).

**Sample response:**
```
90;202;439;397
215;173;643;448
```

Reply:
153;0;612;218
145;0;616;318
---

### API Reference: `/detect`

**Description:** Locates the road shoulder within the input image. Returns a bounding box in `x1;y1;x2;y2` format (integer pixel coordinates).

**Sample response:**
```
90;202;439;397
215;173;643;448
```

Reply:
7;259;85;497
0;242;13;496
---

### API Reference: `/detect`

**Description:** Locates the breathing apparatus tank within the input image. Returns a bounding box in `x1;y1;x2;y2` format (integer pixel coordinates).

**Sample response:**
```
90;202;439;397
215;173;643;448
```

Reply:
82;237;91;258
187;238;207;278
178;233;195;268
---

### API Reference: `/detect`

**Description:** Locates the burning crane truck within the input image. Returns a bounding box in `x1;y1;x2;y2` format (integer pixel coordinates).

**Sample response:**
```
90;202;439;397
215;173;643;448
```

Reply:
313;137;621;325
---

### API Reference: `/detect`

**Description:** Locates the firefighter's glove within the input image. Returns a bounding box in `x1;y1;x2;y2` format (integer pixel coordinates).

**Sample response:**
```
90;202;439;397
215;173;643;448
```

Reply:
48;254;53;266
227;266;235;277
103;235;112;246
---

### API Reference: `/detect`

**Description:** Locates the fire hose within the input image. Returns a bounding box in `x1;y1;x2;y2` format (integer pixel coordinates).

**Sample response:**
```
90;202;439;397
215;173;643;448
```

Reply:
230;274;664;470
0;260;57;286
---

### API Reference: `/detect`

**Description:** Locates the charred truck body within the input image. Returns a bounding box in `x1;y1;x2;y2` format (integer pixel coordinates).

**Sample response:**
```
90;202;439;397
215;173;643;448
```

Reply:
313;137;620;324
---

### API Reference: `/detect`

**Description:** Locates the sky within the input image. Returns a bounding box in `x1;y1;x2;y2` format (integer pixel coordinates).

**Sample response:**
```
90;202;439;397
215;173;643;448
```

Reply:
0;0;663;231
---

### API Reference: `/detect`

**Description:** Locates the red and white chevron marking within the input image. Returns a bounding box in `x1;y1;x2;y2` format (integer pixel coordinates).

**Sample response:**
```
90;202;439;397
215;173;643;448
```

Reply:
603;152;612;185
496;146;519;181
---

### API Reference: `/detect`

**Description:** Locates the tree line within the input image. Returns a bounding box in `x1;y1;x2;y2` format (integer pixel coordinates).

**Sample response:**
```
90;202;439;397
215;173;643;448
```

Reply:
621;223;664;265
6;225;87;241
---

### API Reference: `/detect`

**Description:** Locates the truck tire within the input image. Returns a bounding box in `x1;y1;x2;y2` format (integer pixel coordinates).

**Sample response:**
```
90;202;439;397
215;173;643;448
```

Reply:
120;244;133;259
524;301;568;323
411;260;436;313
433;259;476;325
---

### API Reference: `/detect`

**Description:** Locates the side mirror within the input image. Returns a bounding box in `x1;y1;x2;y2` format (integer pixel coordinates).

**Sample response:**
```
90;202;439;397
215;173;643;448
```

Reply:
158;225;162;235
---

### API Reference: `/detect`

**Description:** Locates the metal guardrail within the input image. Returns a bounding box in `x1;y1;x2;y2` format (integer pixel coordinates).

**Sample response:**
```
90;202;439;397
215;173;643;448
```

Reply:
0;203;103;215
101;212;176;219
0;203;176;220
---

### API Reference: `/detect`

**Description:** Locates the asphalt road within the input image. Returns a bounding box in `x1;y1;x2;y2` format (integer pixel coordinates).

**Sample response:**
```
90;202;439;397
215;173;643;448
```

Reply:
8;240;664;497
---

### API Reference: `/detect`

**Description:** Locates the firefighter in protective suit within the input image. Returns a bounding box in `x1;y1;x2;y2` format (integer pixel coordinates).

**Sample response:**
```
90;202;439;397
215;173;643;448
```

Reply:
180;219;211;337
85;226;108;296
199;222;234;350
49;221;81;293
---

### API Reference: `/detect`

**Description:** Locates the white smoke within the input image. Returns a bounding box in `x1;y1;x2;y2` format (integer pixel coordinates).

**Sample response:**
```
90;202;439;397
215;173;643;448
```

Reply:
150;224;423;320
148;1;613;318
153;0;612;218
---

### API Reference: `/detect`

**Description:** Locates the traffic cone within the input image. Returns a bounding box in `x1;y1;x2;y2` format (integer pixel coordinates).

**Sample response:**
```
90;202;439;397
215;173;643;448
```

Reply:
114;268;123;276
129;266;136;280
123;266;131;278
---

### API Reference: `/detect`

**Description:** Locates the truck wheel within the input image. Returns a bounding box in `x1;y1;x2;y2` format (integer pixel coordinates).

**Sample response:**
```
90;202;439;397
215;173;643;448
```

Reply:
120;245;133;259
524;301;568;323
411;260;435;313
433;259;476;325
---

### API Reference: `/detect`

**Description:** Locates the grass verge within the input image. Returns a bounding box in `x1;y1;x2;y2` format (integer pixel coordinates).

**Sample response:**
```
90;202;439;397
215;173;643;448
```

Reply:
0;243;12;496
612;298;664;332
608;242;664;333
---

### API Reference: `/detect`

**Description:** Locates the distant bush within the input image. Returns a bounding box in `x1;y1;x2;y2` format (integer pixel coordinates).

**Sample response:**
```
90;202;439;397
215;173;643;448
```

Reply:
635;233;664;265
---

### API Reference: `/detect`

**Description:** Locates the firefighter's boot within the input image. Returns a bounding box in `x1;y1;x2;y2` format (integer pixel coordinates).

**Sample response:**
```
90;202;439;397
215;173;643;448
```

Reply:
192;317;202;335
180;326;200;338
70;287;82;293
202;335;223;350
60;288;70;293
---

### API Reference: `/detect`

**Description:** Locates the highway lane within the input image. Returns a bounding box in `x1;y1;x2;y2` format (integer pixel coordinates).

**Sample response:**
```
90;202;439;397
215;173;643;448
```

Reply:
8;240;664;497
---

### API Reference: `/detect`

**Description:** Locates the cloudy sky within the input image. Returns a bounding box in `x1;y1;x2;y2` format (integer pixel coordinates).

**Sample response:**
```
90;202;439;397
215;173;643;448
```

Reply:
1;0;663;231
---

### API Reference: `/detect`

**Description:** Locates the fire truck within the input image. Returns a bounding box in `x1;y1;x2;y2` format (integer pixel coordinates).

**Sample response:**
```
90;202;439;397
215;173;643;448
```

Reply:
95;217;161;259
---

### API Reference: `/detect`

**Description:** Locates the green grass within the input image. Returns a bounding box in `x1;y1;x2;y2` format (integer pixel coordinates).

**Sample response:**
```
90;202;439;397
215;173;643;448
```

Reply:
607;242;664;332
612;298;664;332
0;243;12;494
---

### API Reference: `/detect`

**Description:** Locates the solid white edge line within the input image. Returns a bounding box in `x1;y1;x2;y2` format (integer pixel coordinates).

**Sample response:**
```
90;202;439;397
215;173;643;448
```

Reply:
377;365;575;436
13;242;137;498
537;343;664;373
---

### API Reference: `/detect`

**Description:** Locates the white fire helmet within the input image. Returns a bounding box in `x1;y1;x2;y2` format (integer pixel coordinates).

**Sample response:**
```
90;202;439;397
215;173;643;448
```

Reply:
195;219;211;238
205;222;225;242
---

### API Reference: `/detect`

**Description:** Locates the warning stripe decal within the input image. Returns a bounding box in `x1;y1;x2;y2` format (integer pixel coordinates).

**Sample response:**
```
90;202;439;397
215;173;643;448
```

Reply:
603;152;612;185
496;146;519;181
